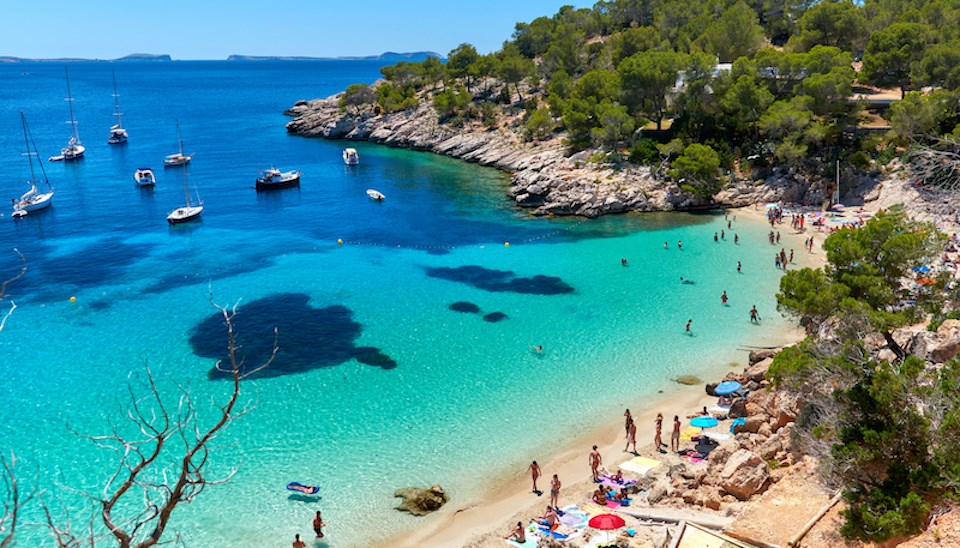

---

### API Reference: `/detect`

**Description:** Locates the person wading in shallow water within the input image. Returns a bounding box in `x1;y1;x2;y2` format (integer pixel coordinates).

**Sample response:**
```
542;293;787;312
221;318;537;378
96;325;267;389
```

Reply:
312;511;326;539
292;534;306;548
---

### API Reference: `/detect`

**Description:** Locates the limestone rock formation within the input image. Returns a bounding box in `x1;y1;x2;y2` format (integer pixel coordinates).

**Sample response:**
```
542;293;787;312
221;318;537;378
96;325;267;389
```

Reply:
719;450;771;500
394;484;449;516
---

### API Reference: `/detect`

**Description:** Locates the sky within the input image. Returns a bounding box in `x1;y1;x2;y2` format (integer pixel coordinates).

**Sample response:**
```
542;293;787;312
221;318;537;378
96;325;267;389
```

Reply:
1;0;595;60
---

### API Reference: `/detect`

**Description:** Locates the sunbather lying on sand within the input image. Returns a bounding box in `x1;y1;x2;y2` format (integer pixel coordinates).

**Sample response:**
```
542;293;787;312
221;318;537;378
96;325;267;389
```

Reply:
686;406;711;419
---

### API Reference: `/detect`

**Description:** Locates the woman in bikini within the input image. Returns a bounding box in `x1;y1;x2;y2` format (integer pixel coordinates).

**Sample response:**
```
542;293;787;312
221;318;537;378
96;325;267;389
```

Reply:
654;413;664;452
671;415;681;451
550;474;561;508
528;460;541;494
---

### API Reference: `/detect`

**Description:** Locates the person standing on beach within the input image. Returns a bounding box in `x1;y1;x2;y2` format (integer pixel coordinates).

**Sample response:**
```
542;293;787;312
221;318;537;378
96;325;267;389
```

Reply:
671;415;681;452
589;446;602;482
292;534;306;548
528;461;542;494
312;511;326;539
734;234;739;244
654;413;665;453
623;409;633;439
789;249;794;263
625;420;637;454
550;474;561;508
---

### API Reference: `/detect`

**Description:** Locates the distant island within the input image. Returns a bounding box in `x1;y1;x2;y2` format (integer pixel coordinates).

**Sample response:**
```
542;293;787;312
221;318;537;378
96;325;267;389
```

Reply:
227;51;442;62
0;53;172;63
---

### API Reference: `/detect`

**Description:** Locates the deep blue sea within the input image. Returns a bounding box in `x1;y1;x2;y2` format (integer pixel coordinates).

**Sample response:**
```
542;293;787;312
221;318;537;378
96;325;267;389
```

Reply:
0;61;797;546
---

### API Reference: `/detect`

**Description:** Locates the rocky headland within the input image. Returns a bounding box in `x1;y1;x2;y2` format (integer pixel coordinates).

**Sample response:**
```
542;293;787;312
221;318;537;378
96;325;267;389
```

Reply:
285;92;856;218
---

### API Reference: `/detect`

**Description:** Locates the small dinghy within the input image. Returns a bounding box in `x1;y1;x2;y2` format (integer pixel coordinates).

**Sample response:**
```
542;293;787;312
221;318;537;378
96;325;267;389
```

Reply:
134;168;156;187
366;189;385;201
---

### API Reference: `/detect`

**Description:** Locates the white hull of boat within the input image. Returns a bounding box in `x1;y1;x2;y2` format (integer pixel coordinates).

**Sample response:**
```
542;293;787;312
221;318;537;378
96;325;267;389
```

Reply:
108;128;128;145
167;204;203;224
163;154;191;167
256;169;301;189
366;189;385;201
50;144;85;162
343;148;360;165
15;191;54;213
134;169;156;186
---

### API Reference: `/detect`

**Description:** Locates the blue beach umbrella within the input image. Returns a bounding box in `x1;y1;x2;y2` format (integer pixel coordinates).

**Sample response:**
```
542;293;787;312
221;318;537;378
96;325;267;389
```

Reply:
689;416;719;429
714;380;742;396
913;265;931;273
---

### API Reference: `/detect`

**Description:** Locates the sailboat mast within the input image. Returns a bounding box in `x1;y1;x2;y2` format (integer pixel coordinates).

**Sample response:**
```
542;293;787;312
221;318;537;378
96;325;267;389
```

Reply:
20;112;37;185
65;67;80;142
112;71;122;127
176;120;184;155
183;167;190;206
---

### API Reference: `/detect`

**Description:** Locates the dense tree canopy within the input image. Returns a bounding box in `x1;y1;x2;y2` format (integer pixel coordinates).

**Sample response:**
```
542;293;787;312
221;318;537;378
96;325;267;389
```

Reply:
345;0;960;199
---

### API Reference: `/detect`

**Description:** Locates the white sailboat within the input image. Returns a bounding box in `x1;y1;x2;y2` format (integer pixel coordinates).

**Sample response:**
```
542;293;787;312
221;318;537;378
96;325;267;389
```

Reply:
13;111;54;218
343;148;359;165
166;166;202;224
49;67;85;162
107;72;128;145
163;120;192;166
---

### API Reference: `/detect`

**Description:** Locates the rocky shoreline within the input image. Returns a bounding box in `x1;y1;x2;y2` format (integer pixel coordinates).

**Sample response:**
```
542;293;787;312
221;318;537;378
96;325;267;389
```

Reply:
284;93;846;218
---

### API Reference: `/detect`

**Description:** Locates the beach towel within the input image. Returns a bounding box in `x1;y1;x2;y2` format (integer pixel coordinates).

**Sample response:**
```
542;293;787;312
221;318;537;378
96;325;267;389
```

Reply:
730;417;745;433
505;527;539;548
679;426;699;442
618;456;661;476
599;474;637;490
557;506;588;529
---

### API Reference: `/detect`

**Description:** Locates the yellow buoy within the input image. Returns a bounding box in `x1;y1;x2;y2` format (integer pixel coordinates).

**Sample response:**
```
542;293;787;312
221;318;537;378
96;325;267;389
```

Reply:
337;238;343;245
504;242;510;247
69;296;77;303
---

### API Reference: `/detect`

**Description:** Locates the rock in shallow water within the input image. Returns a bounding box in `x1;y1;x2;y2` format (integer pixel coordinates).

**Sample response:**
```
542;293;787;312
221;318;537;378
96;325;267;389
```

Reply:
449;301;481;314
394;484;448;516
482;312;509;323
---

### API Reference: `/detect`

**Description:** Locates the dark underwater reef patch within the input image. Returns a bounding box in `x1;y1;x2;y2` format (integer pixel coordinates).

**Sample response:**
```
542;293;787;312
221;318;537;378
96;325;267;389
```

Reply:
190;293;395;379
449;301;481;313
425;265;574;295
483;312;509;322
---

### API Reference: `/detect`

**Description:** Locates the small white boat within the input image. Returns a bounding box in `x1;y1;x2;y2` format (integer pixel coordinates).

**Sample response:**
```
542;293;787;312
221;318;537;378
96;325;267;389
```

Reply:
163;121;192;166
167;166;202;224
134;168;156;186
343;148;360;166
50;68;85;162
366;189;385;201
256;168;301;190
13;111;54;217
107;72;127;145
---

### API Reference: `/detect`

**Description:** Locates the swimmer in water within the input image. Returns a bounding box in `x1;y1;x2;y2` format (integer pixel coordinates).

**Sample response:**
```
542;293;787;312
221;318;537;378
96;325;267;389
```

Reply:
750;306;761;323
714;232;718;242
678;240;683;250
737;261;742;273
664;241;668;249
680;277;695;284
621;258;628;266
734;234;739;244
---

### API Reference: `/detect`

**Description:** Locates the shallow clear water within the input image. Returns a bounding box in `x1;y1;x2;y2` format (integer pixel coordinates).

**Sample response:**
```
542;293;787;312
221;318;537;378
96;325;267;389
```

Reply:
0;62;796;546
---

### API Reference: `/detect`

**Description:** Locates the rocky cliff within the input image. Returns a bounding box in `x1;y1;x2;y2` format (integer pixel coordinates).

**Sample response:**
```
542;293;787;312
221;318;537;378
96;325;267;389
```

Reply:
285;93;848;217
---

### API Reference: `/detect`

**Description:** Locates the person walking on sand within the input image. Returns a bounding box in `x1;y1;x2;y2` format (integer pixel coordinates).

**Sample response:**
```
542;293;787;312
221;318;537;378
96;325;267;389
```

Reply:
789;249;794;263
589;446;602;482
550;474;561;508
625;420;637;454
623;409;633;439
313;511;326;539
654;413;665;453
292;534;306;548
671;415;681;452
528;460;542;494
750;305;761;323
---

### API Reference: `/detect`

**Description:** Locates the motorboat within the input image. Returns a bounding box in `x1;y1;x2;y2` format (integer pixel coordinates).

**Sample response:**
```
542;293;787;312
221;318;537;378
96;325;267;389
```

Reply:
366;189;385;201
50;68;85;162
166;166;202;224
134;168;156;187
107;72;127;145
343;148;359;166
256;168;301;190
163;120;192;166
13;112;54;217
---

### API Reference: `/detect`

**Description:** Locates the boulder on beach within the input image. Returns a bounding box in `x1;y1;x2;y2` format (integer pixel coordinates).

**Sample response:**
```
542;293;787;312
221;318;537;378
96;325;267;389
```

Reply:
394;484;448;516
719;449;770;500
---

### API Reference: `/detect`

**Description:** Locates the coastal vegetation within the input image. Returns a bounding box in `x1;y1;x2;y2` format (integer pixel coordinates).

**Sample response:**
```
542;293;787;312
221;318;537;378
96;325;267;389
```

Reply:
337;0;960;201
771;209;957;541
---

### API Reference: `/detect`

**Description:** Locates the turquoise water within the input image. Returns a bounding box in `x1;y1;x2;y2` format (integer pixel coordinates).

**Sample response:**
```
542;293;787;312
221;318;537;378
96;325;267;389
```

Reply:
0;62;796;546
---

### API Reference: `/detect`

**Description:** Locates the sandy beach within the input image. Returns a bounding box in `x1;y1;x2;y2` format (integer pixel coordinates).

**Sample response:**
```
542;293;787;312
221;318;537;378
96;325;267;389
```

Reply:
378;205;818;547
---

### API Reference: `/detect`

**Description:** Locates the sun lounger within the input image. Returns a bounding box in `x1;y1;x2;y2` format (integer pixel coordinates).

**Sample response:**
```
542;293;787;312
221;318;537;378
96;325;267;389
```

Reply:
618;456;661;475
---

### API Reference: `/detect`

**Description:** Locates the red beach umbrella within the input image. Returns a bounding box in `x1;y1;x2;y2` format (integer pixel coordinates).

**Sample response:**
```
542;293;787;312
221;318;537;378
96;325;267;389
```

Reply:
588;513;626;530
